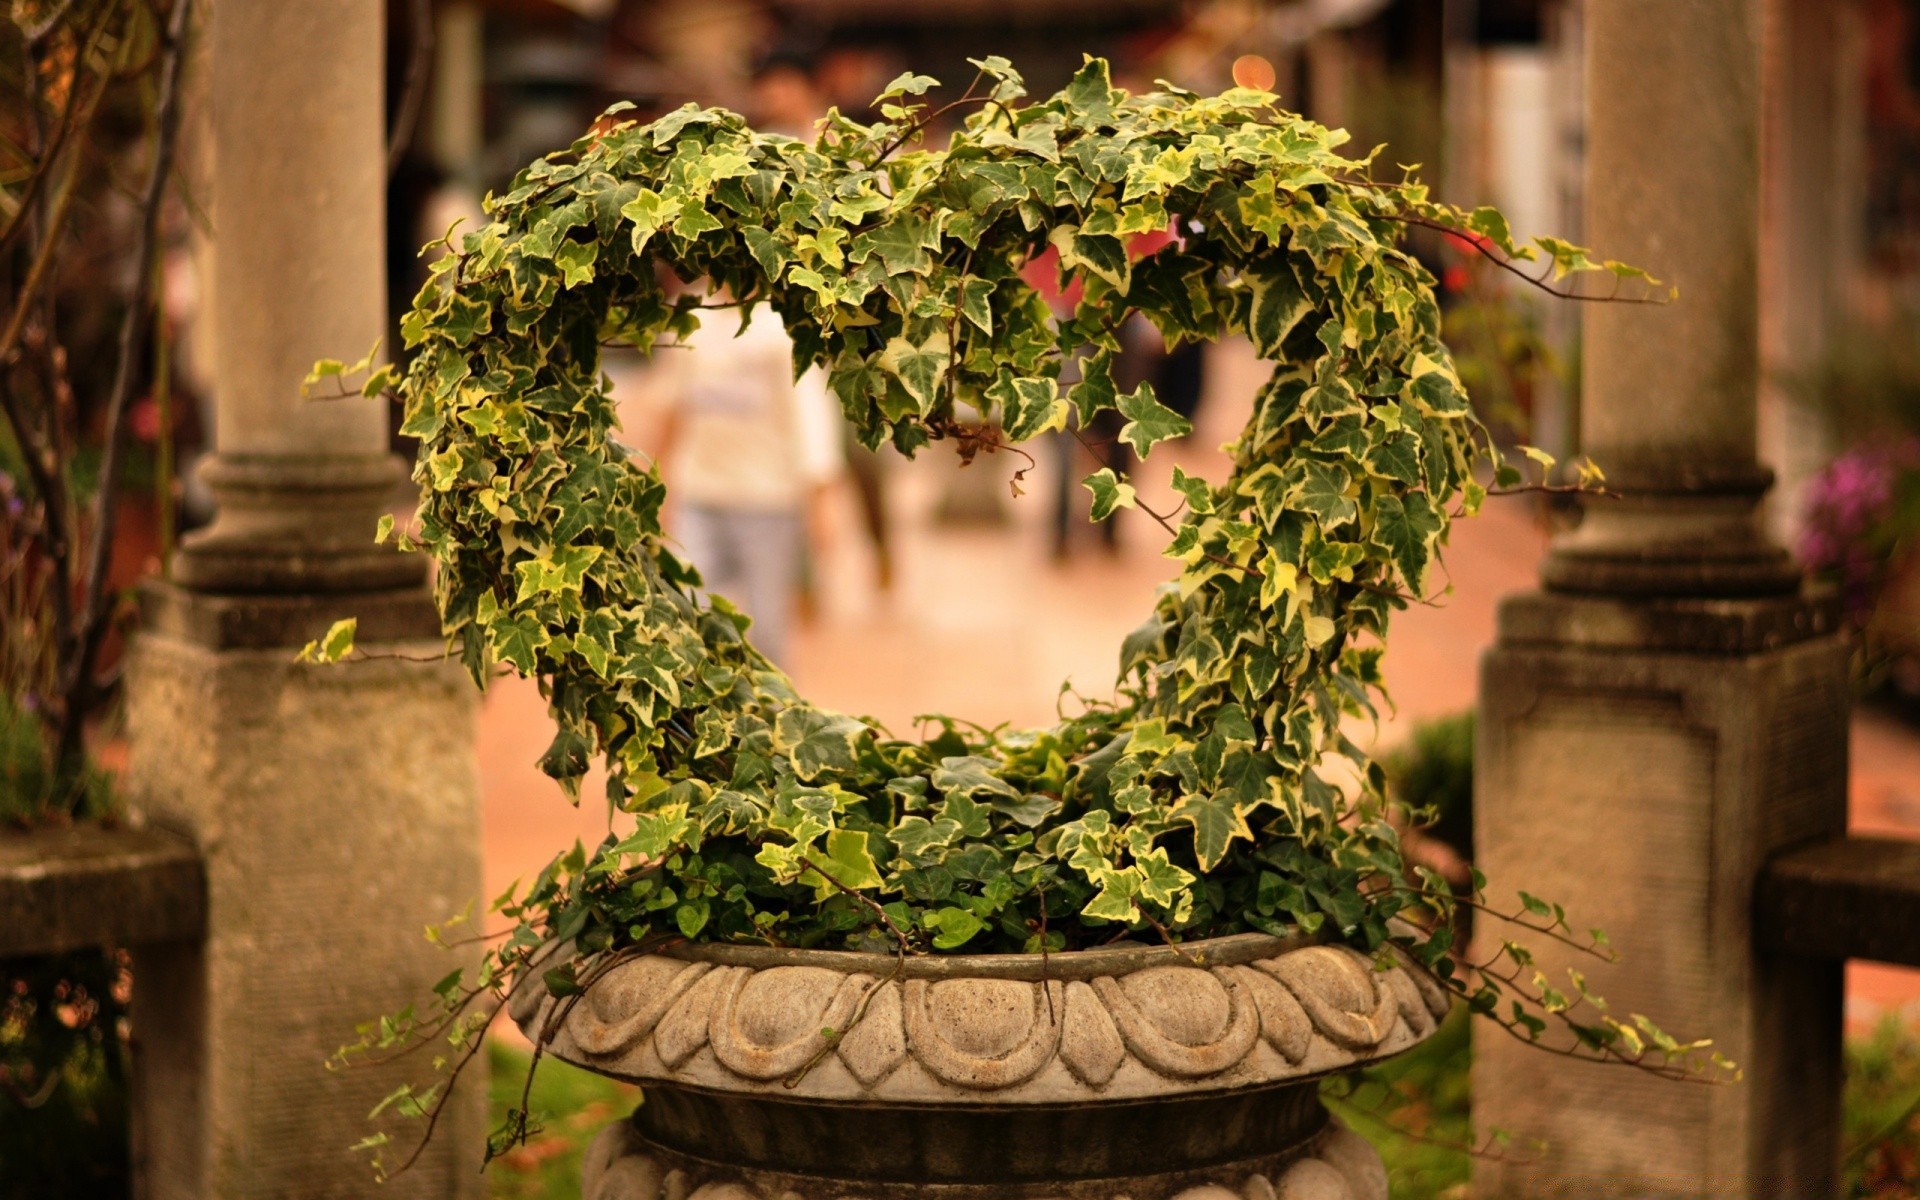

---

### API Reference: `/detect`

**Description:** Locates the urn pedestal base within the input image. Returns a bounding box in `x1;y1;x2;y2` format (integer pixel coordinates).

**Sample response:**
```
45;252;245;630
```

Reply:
580;1103;1386;1200
511;934;1440;1200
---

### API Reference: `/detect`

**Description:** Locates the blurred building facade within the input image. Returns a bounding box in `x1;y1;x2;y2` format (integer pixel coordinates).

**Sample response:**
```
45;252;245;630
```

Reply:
383;0;1913;551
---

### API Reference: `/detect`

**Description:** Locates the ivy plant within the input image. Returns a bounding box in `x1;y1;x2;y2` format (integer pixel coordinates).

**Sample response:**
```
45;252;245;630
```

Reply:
320;58;1722;1170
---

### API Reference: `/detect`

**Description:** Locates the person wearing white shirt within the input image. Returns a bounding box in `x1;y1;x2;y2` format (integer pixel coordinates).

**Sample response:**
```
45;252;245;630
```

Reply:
657;306;843;664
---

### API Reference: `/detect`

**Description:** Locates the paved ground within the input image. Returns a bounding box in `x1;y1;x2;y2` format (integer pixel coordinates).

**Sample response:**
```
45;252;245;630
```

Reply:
478;346;1920;1029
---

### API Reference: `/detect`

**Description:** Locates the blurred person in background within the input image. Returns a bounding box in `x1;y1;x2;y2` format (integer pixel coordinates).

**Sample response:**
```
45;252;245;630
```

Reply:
658;299;844;666
750;44;899;592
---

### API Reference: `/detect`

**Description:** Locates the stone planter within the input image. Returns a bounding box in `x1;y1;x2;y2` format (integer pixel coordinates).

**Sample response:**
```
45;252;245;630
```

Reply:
512;932;1449;1200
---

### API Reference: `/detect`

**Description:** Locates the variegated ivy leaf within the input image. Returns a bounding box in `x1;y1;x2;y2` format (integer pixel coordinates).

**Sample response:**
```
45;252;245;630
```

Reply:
877;331;950;413
1082;468;1136;522
1115;383;1191;456
774;708;871;782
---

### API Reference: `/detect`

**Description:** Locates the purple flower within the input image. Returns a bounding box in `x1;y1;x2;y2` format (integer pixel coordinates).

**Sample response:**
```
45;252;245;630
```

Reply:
1800;439;1920;621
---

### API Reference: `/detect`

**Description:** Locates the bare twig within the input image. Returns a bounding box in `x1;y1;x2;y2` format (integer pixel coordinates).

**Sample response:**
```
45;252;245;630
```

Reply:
795;852;913;955
1380;213;1663;306
0;0;115;262
378;991;504;1178
1130;900;1195;962
1395;886;1617;961
0;152;82;368
783;954;905;1088
868;70;984;166
1038;887;1055;1024
57;0;192;785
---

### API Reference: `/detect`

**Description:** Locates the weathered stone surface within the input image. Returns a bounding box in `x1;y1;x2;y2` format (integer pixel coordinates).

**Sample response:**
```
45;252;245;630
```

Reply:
1475;604;1848;1197
905;976;1066;1090
575;959;710;1056
1257;947;1396;1051
1313;1127;1387;1200
1232;964;1313;1063
578;1115;1387;1200
1269;1160;1351;1200
710;966;867;1081
1095;967;1259;1078
1057;979;1126;1086
127;633;483;1200
1756;836;1920;968
655;966;729;1069
520;934;1447;1104
834;974;908;1085
0;822;203;957
546;939;1433;1199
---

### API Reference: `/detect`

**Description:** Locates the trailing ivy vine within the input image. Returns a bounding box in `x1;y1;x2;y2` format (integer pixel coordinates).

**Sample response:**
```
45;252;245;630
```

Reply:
320;58;1725;1170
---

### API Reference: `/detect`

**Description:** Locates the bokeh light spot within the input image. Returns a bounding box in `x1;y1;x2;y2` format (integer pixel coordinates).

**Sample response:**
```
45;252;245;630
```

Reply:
1232;55;1276;93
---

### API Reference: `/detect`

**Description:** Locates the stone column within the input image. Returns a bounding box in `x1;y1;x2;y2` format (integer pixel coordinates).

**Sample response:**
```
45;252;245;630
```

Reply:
1472;2;1850;1197
126;3;484;1198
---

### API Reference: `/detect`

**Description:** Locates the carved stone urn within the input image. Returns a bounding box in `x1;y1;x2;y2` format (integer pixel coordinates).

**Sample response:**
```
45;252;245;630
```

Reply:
512;932;1448;1200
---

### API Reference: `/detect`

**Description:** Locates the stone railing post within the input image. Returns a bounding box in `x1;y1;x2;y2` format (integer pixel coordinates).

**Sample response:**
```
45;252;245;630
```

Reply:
125;3;484;1197
1472;1;1850;1196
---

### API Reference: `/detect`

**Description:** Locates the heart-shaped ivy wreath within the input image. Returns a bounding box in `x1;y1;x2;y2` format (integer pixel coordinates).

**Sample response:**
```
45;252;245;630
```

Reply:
327;57;1723;1168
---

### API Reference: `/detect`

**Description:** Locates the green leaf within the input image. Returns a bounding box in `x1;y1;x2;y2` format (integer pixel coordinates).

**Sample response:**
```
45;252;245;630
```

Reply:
992;374;1067;442
774;707;871;781
1064;56;1120;124
854;213;934;275
620;188;672;250
1248;261;1310;357
1048;224;1131;292
1295;461;1357;529
878;71;940;100
1135;846;1195;905
890;815;963;857
1364;430;1422;484
1408;362;1470;416
675;897;711;939
811;828;883;895
1082;468;1136;521
1466;206;1525;258
741;226;792;277
442;293;492;346
489;614;550;674
995;792;1061;828
933;755;1021;800
939;792;993;840
877;330;950;414
959;277;994;335
514;543;603;601
1169;466;1213;515
552;239;597;288
1238;463;1291;529
1168;791;1252;871
297;618;358;664
671;198;722;239
1371;492;1443;595
1067;351;1118;423
1116;382;1192;456
923;906;986;950
1304;538;1363;584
